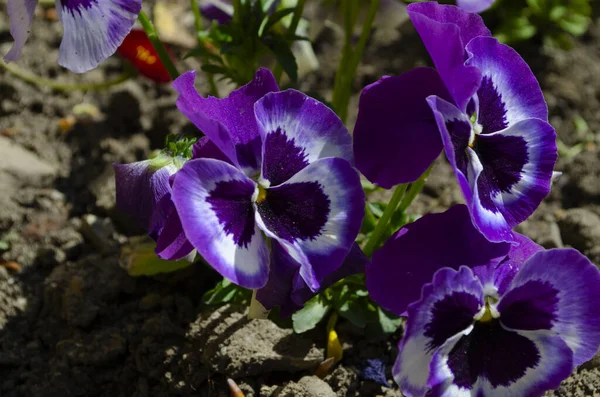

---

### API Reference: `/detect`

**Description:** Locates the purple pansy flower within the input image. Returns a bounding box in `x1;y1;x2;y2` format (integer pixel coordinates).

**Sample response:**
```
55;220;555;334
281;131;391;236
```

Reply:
456;0;495;13
5;0;142;73
114;152;195;261
114;137;230;261
367;205;600;397
354;2;557;243
171;68;365;290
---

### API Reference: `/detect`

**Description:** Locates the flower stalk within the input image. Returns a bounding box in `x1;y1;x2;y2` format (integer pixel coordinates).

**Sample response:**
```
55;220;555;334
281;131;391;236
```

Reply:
332;0;379;124
137;11;180;80
363;183;407;258
273;0;307;83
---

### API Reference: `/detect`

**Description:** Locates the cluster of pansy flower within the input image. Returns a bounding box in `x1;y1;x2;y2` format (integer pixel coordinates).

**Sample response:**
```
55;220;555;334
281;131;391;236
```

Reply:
108;2;600;397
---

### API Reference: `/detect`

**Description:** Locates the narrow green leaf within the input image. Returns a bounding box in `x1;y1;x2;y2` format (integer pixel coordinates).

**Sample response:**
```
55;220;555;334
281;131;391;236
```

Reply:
292;295;331;333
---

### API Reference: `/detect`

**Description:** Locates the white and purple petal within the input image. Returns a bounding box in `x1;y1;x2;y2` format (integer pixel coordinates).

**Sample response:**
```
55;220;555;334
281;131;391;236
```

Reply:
474;119;557;229
456;0;495;13
466;36;548;133
393;266;484;397
171;158;269;289
254;157;364;291
498;249;600;366
406;2;490;112
4;0;38;62
472;233;543;297
56;0;142;73
254;90;353;186
427;95;514;242
173;68;279;175
353;68;452;188
428;324;572;397
367;204;510;317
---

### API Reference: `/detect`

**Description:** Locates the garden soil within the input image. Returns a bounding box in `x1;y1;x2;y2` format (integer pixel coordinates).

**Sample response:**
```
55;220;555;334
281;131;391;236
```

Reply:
1;4;600;396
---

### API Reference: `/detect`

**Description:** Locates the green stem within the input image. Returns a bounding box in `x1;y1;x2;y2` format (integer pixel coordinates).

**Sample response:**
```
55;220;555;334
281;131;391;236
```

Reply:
0;60;134;91
332;0;379;123
397;163;434;214
331;0;358;113
190;0;203;33
273;0;307;83
363;183;407;258
137;11;180;80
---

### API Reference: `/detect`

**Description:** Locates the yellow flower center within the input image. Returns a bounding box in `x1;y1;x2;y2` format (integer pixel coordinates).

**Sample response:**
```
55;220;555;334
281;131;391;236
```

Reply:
256;184;268;203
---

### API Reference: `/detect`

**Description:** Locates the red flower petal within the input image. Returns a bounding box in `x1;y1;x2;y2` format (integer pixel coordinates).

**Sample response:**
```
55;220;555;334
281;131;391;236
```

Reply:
117;29;172;83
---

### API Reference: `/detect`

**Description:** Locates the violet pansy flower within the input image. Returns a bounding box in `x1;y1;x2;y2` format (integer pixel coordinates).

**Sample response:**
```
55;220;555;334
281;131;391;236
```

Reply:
355;2;557;243
171;68;364;289
5;0;141;73
367;205;600;397
113;137;230;261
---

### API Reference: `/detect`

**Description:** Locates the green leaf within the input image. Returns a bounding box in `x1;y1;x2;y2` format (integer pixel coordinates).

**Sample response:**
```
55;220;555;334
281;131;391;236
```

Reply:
122;239;193;276
377;307;403;334
183;46;223;63
558;14;590;36
260;7;296;36
338;297;378;328
262;35;298;81
0;240;9;251
202;278;252;306
292;295;331;333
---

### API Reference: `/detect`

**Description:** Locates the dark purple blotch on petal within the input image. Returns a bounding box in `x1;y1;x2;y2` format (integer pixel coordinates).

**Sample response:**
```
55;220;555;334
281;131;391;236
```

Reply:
474;133;528;211
498;280;559;331
60;0;96;14
446;118;471;176
425;292;480;351
256;182;330;242
477;76;508;134
207;179;256;248
262;127;309;186
447;320;540;388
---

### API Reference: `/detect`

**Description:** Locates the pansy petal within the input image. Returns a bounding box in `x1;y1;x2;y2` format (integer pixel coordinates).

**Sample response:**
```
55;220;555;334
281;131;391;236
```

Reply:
192;136;232;163
254;90;353;186
5;0;38;62
258;242;367;317
171;158;269;288
475;120;557;231
428;324;572;397
467;36;548;133
173;68;279;174
407;2;490;111
254;240;301;313
255;157;364;291
456;0;495;13
151;196;195;261
113;160;176;231
393;266;483;397
353;68;452;188
57;0;142;73
472;233;543;297
427;95;514;242
498;249;600;366
367;204;510;318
